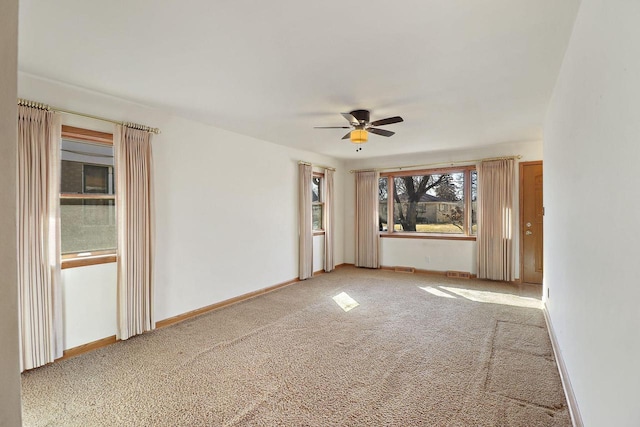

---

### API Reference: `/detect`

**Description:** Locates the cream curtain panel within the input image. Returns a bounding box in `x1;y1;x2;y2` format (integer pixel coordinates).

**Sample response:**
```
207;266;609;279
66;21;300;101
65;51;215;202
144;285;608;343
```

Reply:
298;163;313;279
477;158;515;281
114;125;155;340
324;168;335;272
355;171;380;268
17;106;63;371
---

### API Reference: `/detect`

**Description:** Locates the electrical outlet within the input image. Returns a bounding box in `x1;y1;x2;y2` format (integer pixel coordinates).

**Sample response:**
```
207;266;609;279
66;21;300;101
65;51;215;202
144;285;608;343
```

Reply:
425;256;430;264
547;288;550;298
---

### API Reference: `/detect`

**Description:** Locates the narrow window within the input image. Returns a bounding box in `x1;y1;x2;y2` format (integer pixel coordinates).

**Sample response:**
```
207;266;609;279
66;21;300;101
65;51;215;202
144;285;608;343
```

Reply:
60;126;116;267
312;173;324;231
378;176;389;231
470;170;478;235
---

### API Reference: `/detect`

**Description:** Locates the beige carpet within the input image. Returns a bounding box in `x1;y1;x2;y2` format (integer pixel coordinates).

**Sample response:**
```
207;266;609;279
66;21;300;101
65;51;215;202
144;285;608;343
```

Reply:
21;267;571;426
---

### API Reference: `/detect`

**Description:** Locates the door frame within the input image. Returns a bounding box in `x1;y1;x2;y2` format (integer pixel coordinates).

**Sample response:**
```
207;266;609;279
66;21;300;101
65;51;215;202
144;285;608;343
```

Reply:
519;160;543;284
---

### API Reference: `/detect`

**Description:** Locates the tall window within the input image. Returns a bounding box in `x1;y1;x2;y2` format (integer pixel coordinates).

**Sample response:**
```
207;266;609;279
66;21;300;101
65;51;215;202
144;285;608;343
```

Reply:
60;126;116;263
379;166;477;237
312;173;324;231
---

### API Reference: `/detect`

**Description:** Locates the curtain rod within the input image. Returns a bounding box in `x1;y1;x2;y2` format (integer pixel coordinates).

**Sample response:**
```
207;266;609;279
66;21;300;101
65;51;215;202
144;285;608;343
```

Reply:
349;155;522;173
298;160;336;171
18;98;161;134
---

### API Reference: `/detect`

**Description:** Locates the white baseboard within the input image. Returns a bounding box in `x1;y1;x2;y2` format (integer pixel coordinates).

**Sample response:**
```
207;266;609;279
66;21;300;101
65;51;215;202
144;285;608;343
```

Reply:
542;304;583;427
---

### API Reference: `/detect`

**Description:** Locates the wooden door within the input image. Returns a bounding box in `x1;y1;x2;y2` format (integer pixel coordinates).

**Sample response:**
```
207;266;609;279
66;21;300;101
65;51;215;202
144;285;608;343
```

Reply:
520;162;543;284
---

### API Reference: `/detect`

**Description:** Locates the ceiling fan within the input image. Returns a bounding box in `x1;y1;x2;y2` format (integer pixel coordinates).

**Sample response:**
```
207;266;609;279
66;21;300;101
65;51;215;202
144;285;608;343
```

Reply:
314;109;404;144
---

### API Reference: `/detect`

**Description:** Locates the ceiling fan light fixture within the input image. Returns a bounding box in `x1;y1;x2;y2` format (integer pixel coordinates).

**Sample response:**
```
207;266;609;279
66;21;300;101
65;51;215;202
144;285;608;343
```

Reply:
350;129;368;144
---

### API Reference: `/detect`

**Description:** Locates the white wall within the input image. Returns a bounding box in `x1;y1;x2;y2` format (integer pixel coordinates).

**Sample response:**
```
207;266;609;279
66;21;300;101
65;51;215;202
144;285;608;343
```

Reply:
151;114;344;320
19;73;345;345
62;264;117;349
544;1;640;425
313;235;325;273
381;238;476;272
344;140;542;276
0;0;22;424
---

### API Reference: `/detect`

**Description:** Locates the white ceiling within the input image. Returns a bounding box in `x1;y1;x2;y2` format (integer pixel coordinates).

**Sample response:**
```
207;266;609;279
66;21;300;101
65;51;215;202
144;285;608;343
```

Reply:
18;0;580;159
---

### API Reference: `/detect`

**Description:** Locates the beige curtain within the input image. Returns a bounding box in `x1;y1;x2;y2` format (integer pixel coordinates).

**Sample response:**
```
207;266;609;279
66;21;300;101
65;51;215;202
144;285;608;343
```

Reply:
298;163;313;279
477;158;515;281
324;168;335;272
355;171;380;268
114;125;155;340
17;106;63;371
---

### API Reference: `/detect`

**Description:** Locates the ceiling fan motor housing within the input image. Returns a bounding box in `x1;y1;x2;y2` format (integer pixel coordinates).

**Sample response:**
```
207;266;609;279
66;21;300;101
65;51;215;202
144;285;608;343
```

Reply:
350;109;370;125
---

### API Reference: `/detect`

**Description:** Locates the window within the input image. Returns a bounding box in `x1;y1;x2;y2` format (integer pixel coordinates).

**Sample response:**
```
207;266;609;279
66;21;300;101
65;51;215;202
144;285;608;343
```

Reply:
379;166;477;238
312;173;324;232
470;170;478;234
60;126;116;267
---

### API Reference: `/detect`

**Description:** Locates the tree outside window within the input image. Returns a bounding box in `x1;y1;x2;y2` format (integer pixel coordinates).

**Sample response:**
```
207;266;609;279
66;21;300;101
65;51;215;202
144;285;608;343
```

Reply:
379;167;476;236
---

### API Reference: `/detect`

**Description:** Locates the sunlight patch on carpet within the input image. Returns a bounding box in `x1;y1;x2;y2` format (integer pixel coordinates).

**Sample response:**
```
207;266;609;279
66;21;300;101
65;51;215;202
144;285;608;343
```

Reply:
332;292;359;312
419;286;457;299
440;287;542;309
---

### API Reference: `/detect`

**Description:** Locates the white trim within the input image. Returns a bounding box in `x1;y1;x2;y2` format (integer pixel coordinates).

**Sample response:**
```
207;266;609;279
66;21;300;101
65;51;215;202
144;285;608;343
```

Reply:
543;304;583;427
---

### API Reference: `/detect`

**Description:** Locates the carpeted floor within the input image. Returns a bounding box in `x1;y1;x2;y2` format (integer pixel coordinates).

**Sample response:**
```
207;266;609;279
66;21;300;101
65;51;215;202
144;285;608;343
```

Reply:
21;267;571;426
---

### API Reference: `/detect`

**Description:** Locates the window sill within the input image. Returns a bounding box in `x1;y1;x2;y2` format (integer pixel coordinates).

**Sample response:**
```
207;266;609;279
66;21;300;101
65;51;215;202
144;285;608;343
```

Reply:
379;232;476;241
313;230;325;236
61;253;117;269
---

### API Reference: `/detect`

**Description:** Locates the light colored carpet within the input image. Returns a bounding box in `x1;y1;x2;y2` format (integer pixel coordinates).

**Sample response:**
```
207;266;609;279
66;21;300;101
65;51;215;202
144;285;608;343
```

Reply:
21;267;571;426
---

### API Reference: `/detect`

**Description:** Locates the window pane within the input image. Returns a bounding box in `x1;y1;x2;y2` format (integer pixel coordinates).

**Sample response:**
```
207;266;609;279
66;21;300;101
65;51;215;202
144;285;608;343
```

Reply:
83;164;110;193
392;173;465;234
61;138;116;254
61;139;114;194
312;176;321;202
61;199;116;254
471;170;478;235
378;177;388;231
312;204;323;230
